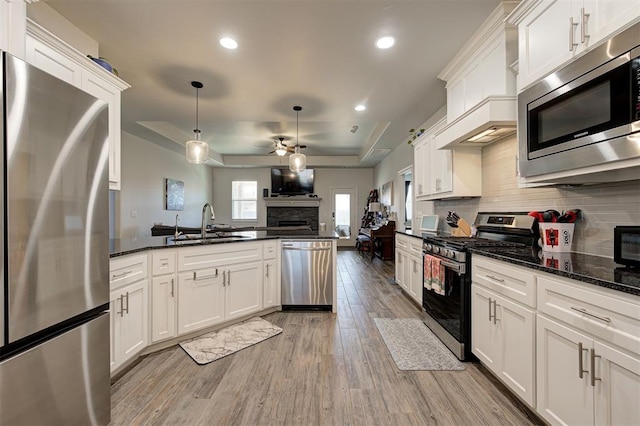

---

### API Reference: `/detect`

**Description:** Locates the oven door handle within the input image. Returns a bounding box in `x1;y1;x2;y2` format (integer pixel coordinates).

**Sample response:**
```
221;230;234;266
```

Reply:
424;254;465;275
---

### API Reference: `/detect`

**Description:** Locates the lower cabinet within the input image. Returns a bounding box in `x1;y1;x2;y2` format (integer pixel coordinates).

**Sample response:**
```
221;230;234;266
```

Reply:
110;279;148;373
537;314;640;426
224;262;262;321
394;233;423;305
471;284;536;406
151;274;177;343
177;268;225;334
263;259;278;309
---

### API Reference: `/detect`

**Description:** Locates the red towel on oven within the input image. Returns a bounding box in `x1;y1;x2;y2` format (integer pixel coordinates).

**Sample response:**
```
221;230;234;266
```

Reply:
423;255;432;290
431;256;442;294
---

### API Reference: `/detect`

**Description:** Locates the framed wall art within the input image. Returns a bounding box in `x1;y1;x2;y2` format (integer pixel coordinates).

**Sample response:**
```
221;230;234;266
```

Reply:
165;178;185;211
380;181;393;206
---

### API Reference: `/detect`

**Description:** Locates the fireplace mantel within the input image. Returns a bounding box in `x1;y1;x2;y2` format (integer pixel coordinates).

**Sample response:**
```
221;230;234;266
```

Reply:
263;197;321;207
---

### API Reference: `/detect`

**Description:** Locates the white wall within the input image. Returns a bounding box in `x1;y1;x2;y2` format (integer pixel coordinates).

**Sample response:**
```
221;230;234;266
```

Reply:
211;167;374;235
115;131;214;238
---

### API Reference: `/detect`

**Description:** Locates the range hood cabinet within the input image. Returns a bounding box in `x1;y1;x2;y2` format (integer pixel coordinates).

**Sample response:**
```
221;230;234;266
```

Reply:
434;96;516;150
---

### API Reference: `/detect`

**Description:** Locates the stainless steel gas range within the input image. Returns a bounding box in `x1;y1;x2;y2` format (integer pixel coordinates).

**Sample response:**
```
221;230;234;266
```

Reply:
421;212;537;360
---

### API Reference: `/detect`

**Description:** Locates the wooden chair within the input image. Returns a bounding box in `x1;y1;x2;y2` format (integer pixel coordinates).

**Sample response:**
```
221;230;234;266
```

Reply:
356;235;374;259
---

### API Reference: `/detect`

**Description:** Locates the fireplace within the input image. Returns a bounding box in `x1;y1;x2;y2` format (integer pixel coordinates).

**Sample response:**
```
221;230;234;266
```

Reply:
267;207;319;232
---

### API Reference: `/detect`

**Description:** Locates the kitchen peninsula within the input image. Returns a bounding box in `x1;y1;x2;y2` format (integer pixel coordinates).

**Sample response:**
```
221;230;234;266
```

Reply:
108;231;338;376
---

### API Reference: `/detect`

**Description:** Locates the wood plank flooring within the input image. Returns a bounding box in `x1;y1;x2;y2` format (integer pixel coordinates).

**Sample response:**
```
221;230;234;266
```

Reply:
111;249;541;425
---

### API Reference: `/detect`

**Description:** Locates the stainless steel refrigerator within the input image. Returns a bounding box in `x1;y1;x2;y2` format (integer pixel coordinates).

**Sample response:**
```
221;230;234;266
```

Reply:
0;52;111;425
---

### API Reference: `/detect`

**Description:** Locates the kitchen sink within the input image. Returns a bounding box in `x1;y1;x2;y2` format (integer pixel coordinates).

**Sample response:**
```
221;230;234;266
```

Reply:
168;233;251;243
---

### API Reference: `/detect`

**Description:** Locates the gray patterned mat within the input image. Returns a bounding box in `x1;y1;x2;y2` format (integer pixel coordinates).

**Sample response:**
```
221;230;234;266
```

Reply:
373;318;464;371
179;317;282;365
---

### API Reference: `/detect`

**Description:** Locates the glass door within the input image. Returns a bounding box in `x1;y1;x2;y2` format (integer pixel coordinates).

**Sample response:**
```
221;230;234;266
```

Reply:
331;188;356;247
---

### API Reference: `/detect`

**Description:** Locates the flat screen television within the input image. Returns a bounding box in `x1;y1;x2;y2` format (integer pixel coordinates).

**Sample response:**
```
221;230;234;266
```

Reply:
271;168;314;195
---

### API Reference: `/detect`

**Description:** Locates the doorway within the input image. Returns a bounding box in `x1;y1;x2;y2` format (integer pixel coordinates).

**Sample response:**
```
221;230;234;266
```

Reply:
331;188;356;247
398;166;412;230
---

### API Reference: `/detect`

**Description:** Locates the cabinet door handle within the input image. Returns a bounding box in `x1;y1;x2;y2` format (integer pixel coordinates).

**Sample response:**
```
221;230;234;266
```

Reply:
227;270;231;286
580;8;589;43
223;270;226;287
569;17;579;51
486;274;504;283
124;292;129;315
265;263;270;278
170;278;175;297
488;297;493;322
570;306;611;323
590;348;601;387
492;300;498;325
578;342;589;379
112;270;132;280
116;295;124;317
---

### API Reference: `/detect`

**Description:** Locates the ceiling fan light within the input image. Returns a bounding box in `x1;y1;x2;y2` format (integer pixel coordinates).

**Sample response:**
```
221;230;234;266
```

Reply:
275;146;288;156
186;138;209;164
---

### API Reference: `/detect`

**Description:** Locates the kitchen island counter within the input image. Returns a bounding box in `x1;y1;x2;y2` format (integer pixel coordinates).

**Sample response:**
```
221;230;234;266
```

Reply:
470;246;640;296
110;230;339;258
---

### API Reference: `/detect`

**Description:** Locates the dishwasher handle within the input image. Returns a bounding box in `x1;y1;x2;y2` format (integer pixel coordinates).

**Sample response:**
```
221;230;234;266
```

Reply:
282;245;332;251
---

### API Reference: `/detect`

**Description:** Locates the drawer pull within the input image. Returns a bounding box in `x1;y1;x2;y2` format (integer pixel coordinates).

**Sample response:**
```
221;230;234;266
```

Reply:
590;349;601;387
112;270;132;279
486;275;504;283
570;307;611;323
193;271;217;281
578;342;589;379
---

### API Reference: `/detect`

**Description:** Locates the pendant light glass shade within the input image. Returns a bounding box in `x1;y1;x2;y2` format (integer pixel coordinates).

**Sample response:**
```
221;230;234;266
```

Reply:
289;106;306;172
186;81;208;164
186;131;209;164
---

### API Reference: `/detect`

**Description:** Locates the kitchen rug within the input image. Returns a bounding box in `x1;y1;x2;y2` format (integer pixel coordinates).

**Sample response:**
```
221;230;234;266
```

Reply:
373;318;464;371
179;317;282;365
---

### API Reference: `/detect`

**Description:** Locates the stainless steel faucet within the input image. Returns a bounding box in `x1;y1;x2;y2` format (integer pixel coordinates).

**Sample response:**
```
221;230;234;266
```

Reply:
201;203;216;235
174;214;182;239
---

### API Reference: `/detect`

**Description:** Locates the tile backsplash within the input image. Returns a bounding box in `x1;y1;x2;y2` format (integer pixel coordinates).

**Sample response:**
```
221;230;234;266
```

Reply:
427;136;640;258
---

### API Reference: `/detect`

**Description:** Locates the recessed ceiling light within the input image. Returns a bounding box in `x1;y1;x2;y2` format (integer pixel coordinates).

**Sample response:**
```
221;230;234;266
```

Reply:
220;37;238;49
355;105;366;111
376;36;395;49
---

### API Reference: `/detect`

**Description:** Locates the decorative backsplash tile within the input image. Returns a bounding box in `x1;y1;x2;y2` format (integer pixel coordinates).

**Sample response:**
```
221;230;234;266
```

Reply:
428;136;640;258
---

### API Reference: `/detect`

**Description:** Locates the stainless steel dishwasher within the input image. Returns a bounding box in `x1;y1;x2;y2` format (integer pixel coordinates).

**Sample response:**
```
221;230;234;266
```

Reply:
281;240;333;310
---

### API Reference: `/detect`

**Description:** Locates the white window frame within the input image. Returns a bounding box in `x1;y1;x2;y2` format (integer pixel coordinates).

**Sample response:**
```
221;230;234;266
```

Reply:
231;180;258;221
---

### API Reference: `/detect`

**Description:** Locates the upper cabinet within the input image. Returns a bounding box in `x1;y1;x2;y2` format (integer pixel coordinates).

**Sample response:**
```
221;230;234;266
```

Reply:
413;117;482;201
0;0;26;58
25;20;130;190
434;1;519;150
509;0;640;92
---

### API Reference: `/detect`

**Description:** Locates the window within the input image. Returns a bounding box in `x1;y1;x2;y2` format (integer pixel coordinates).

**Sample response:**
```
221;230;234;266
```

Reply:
231;181;257;220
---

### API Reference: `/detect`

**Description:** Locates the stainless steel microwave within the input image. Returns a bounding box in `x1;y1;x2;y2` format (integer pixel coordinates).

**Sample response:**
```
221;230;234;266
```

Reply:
518;22;640;178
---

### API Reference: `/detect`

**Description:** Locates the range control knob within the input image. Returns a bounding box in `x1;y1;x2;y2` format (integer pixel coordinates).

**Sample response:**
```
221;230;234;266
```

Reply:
424;244;432;251
432;247;440;254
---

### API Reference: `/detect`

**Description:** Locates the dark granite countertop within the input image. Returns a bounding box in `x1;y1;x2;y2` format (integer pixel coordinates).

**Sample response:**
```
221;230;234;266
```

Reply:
469;246;640;297
396;230;423;239
110;230;339;258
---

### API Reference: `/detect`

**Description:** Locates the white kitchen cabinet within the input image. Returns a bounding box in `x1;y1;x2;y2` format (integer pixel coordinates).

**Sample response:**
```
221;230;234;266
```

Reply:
176;242;266;335
0;0;26;58
394;233;423;305
510;0;640;91
263;260;278;309
224;262;262;321
25;20;130;190
150;250;178;343
472;284;536;406
177;267;225;334
110;279;148;374
536;273;640;425
151;274;176;343
413;120;481;201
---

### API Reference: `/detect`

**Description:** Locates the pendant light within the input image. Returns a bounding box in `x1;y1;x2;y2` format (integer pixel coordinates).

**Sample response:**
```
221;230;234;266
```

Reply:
185;81;209;164
289;105;306;172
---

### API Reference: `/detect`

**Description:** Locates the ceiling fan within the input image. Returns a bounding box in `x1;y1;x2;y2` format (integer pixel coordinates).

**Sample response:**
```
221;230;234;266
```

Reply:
268;137;307;156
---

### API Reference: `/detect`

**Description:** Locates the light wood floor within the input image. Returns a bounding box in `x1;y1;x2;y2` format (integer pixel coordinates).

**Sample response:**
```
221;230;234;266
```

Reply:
111;249;541;425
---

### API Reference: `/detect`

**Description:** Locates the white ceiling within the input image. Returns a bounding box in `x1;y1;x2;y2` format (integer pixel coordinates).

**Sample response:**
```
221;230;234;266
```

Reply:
43;0;501;167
